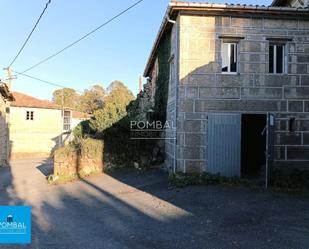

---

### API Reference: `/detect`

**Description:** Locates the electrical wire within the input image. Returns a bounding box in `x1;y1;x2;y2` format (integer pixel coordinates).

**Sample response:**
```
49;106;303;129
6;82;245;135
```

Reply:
7;0;52;68
12;70;84;94
18;0;145;75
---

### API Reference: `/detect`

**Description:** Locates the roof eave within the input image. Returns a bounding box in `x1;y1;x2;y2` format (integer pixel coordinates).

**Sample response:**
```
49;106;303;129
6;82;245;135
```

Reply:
143;5;173;77
10;105;61;110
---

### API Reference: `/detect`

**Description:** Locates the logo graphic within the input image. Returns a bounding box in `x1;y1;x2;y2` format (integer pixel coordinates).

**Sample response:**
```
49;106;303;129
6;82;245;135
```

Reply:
6;215;13;223
0;206;31;244
130;120;176;140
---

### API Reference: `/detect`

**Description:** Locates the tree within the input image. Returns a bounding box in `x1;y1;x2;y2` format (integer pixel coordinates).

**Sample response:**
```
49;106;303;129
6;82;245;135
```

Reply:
90;81;135;133
80;85;105;113
105;81;135;108
52;88;80;109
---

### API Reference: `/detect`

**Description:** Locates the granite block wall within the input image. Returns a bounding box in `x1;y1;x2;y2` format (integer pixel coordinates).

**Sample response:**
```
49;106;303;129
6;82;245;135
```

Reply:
174;14;309;173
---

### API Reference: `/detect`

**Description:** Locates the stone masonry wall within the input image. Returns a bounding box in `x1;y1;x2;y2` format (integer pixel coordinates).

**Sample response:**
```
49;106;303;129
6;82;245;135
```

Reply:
0;97;8;166
53;139;104;181
176;14;309;173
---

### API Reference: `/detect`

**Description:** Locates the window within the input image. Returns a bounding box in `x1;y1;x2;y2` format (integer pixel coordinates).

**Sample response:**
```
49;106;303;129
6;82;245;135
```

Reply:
26;111;34;120
269;44;285;74
222;42;238;73
63;110;71;131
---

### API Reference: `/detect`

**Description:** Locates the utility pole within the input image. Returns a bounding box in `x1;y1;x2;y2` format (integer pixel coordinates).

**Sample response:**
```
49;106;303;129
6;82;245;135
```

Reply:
4;67;13;90
61;88;64;145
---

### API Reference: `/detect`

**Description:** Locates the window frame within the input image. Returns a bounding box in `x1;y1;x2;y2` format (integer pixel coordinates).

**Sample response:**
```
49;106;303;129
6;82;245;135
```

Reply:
221;42;238;74
269;43;286;74
63;110;71;131
26;111;34;121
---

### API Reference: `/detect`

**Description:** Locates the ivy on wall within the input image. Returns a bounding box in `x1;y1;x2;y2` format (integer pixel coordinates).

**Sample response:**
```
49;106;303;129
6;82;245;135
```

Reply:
153;32;171;123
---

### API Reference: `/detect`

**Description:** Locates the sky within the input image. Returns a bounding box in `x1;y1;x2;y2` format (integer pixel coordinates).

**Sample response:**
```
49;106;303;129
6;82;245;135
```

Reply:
0;0;271;100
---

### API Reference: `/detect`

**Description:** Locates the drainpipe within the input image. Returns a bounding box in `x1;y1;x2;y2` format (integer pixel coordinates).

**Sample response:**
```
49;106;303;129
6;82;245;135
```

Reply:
167;17;176;25
167;15;179;174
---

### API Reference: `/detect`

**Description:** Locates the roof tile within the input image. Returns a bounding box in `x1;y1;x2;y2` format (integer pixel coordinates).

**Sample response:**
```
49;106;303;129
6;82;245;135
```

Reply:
11;92;61;110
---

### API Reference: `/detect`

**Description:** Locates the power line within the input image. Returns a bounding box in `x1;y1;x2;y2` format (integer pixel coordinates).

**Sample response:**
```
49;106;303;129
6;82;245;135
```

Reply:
12;70;84;94
18;0;145;75
7;0;52;68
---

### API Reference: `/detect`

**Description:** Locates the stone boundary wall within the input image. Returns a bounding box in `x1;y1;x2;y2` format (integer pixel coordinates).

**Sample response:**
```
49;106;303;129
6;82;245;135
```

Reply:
53;139;104;180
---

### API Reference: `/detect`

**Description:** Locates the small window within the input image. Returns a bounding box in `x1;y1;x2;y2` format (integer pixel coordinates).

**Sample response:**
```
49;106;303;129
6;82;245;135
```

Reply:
222;42;238;73
269;44;285;74
63;110;71;131
26;111;34;121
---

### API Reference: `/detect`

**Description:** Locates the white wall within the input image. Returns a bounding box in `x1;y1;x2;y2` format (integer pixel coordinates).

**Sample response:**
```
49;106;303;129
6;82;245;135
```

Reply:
10;107;63;158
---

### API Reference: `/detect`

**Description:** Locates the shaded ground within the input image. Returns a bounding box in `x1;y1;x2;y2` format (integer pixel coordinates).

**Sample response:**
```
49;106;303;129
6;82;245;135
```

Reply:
0;158;309;249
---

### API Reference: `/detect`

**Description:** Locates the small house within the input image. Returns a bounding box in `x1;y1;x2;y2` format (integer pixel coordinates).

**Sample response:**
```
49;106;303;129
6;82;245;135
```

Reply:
9;92;90;159
143;0;309;185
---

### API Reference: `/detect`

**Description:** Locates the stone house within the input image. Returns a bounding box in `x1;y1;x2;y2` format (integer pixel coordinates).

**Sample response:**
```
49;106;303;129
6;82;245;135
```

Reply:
0;82;14;167
9;92;90;159
143;0;309;185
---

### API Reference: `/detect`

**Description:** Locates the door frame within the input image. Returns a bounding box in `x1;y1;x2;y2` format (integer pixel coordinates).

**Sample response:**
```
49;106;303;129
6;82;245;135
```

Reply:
265;113;275;188
206;112;275;188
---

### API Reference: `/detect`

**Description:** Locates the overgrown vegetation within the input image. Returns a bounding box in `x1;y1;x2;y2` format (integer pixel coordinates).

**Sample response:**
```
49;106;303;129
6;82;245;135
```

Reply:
169;170;309;192
52;81;133;114
54;29;171;170
89;81;135;134
169;172;253;188
49;138;104;184
153;33;171;123
69;32;171;169
52;88;80;109
270;169;309;191
103;116;161;169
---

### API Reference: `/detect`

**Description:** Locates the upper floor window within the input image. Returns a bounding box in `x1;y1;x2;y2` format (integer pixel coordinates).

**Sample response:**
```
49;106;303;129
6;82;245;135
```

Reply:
269;44;285;74
26;111;34;121
222;42;238;73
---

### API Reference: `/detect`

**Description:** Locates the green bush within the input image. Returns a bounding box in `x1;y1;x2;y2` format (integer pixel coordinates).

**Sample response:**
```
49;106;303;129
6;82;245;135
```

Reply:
73;120;91;137
102;116;156;168
271;169;309;190
89;81;134;134
53;143;77;159
90;103;127;133
80;138;104;160
169;173;200;188
169;172;252;188
169;170;309;191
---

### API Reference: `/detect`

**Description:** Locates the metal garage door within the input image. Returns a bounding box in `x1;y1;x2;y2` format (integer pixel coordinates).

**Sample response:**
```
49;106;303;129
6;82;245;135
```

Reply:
207;113;241;177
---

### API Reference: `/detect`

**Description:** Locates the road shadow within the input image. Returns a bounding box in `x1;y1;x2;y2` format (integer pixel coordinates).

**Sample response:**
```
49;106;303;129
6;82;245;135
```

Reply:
36;159;53;177
2;157;309;249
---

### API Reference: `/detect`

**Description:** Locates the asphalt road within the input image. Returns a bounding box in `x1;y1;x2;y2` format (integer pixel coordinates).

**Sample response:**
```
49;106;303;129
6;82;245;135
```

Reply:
0;158;309;249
